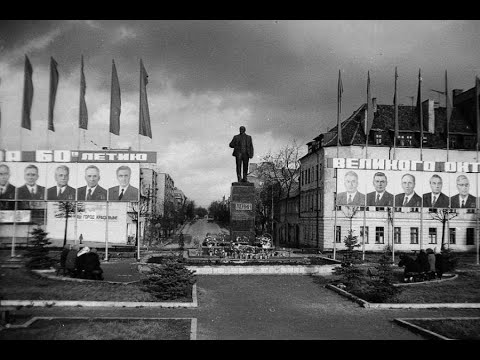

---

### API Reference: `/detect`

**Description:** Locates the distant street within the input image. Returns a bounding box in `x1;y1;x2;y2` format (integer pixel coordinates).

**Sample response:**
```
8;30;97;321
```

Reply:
181;218;228;244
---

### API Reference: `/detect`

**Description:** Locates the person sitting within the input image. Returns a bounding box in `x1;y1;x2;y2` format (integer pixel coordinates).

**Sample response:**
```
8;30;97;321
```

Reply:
416;249;430;273
65;245;80;277
75;246;90;279
83;248;104;280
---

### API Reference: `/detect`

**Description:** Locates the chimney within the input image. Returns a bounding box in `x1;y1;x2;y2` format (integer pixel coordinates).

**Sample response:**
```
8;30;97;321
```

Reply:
422;99;435;134
372;98;377;112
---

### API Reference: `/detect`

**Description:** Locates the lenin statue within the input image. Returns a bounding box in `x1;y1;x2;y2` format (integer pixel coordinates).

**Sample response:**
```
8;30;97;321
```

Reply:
229;126;254;183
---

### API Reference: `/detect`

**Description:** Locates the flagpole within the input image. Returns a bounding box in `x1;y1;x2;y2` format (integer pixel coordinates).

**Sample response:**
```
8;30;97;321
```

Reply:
475;76;480;265
11;201;17;258
333;70;342;260
392;67;399;263
362;71;371;261
418;69;424;251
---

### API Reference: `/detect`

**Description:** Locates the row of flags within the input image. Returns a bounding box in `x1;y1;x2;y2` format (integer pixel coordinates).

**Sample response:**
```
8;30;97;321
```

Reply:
336;69;480;151
19;55;152;139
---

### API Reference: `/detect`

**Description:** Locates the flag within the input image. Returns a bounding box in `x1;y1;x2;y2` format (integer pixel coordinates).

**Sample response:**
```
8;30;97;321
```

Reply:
79;55;88;130
48;57;59;132
394;67;399;145
337;70;343;146
416;69;423;146
445;70;452;146
366;71;374;135
109;60;121;135
476;76;480;149
21;55;34;130
139;59;152;138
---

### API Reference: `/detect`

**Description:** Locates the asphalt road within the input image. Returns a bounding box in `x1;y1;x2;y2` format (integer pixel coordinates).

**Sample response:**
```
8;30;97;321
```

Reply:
182;218;228;244
8;273;480;340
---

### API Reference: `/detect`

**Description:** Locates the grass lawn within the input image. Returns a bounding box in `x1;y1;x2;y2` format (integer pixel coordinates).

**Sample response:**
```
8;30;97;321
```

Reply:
0;318;193;340
390;271;480;303
316;270;480;304
407;318;480;340
0;268;192;302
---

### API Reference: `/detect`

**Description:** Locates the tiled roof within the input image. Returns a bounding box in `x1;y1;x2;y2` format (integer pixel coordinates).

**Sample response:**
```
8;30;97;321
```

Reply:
322;102;475;147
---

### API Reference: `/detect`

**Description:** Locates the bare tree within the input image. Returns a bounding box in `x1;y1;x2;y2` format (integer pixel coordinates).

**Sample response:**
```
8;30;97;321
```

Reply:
341;206;359;233
429;209;458;250
257;140;302;244
54;202;85;247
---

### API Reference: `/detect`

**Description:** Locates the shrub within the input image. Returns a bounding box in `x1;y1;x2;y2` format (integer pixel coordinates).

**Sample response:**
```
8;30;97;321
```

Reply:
142;259;196;300
25;227;57;270
349;279;402;303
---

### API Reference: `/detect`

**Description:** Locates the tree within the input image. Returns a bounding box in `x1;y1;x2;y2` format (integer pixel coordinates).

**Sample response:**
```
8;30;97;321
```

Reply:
208;200;230;225
341;206;359;233
257;140;302;243
194;206;208;218
54;202;85;247
25;227;56;270
429;209;458;251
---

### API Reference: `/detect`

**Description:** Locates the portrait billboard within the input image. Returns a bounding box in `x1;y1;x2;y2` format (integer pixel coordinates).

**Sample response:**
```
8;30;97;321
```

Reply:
421;173;450;209
365;170;395;207
75;163;140;202
336;169;367;206
45;163;78;201
449;173;477;208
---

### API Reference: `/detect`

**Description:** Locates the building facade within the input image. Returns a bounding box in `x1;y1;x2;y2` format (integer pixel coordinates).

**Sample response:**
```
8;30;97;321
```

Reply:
297;86;480;253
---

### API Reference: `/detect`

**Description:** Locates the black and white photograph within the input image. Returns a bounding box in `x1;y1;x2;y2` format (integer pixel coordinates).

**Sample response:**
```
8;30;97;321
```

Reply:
1;20;480;341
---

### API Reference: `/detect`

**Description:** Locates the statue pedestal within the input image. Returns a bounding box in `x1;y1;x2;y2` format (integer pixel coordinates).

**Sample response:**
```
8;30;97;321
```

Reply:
230;182;255;244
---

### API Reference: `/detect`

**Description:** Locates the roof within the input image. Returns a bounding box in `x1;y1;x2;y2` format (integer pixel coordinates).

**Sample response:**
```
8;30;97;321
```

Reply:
322;102;474;148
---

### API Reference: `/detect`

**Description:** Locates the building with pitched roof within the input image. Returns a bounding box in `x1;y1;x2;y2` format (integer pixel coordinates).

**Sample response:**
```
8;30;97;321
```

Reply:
298;85;480;253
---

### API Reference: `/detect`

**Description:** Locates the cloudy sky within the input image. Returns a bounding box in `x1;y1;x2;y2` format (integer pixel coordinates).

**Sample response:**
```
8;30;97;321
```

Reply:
1;20;480;207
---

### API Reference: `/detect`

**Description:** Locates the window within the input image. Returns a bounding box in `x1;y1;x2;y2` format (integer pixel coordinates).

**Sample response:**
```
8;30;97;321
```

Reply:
466;228;475;245
308;168;311;184
398;135;405;146
428;228;437;244
316;165;318;182
449;135;456;149
375;227;384;244
360;226;369;244
394;227;401;244
449;228;456;245
464;136;475;149
375;133;382;145
406;135;413;146
335;226;341;243
410;227;419;244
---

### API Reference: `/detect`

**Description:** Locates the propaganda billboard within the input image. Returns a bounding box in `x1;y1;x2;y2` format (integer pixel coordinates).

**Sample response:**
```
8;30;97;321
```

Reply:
1;158;142;202
331;158;480;209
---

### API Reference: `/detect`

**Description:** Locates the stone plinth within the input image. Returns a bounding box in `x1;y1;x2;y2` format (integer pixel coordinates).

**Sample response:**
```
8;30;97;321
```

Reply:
230;182;255;244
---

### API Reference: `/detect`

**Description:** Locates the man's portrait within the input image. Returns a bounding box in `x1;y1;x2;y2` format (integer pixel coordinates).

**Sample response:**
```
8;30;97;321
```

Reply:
77;165;107;201
450;174;476;208
0;164;16;200
108;165;139;201
16;164;45;200
47;165;76;201
394;173;422;207
422;174;449;208
366;172;394;207
0;164;16;210
336;170;365;206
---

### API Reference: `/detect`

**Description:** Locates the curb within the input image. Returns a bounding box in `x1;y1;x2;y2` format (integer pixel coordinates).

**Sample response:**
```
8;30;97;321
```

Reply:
32;269;141;285
393;274;458;287
1;316;198;340
393;318;454;340
326;284;480;309
0;284;198;309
